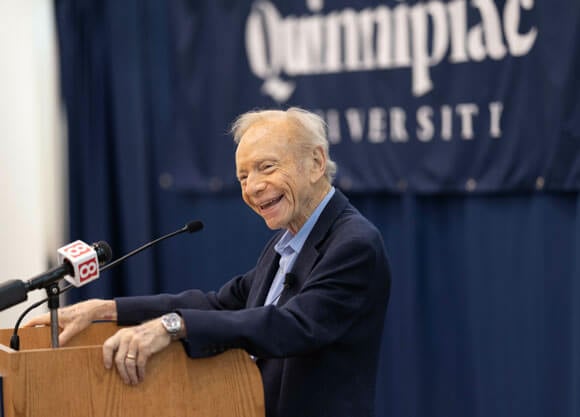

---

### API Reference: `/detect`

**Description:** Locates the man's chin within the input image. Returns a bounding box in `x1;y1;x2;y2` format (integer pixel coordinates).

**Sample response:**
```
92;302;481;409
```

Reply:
263;218;285;231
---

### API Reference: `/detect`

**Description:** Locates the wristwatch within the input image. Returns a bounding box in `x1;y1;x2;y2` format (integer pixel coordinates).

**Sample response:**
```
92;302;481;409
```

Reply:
161;312;183;340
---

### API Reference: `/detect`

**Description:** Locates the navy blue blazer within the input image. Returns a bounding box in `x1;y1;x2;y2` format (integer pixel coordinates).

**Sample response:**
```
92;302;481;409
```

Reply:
116;190;391;417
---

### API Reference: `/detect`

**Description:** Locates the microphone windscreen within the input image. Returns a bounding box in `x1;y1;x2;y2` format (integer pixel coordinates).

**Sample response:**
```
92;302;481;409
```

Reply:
93;241;113;265
185;220;204;233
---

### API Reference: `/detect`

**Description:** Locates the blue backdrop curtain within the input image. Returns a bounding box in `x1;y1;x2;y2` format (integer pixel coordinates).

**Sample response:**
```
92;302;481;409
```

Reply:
54;1;580;417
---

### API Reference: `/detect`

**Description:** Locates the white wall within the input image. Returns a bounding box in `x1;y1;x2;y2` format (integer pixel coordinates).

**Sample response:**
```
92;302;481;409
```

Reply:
0;1;66;328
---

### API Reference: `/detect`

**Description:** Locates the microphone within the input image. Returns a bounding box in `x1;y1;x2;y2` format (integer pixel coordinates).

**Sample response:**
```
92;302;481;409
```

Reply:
8;220;203;350
3;220;202;312
283;273;296;289
267;273;296;306
99;220;203;273
0;241;112;312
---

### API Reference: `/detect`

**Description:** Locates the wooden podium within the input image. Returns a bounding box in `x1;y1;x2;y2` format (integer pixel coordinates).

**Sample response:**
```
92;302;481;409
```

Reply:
0;322;265;417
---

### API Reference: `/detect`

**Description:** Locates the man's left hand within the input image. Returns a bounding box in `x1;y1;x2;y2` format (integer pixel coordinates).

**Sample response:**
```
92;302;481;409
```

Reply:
103;318;172;385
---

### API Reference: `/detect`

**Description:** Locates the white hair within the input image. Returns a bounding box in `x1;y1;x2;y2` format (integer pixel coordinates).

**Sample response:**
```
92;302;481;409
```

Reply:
231;107;337;182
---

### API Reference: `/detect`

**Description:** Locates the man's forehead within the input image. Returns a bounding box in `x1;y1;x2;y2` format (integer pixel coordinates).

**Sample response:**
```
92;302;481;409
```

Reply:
242;118;289;142
237;120;291;154
236;124;293;169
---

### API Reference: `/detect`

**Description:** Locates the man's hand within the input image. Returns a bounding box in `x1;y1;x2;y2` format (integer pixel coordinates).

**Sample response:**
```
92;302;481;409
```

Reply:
102;318;173;385
23;299;116;346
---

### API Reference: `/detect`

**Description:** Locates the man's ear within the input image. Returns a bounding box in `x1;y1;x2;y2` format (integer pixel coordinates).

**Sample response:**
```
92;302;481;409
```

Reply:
309;146;327;182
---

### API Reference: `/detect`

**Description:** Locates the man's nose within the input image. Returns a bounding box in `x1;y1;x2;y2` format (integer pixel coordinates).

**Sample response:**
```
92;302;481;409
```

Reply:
245;173;266;194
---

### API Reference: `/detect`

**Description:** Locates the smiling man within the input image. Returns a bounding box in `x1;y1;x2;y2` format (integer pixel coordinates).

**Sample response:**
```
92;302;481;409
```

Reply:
26;107;391;417
234;109;333;234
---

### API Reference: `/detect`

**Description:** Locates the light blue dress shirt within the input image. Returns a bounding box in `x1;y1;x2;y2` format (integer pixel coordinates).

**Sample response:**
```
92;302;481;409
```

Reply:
264;187;336;305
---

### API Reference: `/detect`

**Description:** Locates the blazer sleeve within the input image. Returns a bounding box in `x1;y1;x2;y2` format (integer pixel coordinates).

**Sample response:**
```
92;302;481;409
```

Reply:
114;232;282;325
115;270;254;325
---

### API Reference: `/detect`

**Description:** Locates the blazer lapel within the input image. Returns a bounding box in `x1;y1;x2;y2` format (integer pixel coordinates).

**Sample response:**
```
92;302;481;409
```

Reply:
248;250;281;308
277;190;350;305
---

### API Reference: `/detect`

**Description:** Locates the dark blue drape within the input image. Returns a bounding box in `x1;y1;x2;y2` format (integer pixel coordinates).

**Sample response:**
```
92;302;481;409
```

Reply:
53;1;580;417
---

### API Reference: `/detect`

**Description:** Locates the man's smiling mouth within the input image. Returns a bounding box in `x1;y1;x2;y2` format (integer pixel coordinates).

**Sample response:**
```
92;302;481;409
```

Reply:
260;195;283;210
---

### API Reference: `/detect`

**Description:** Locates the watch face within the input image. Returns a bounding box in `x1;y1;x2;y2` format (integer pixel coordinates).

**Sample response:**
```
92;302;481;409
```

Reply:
162;313;181;334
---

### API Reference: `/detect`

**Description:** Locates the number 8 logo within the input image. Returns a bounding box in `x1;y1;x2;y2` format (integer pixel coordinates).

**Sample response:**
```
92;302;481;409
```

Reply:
78;259;98;282
65;242;91;259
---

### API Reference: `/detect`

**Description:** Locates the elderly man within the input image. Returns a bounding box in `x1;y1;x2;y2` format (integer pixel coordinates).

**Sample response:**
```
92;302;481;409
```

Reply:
27;107;391;417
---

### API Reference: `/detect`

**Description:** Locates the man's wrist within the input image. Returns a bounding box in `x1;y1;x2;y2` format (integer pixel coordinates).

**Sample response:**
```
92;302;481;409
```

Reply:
94;299;117;321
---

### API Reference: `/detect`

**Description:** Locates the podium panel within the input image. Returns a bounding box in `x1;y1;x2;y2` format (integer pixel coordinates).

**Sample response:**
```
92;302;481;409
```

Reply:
0;323;264;417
